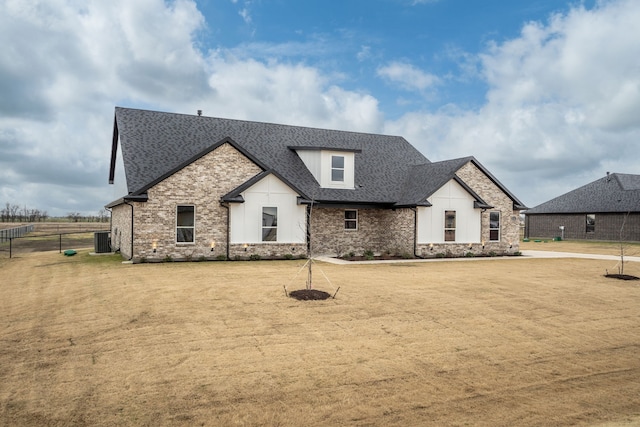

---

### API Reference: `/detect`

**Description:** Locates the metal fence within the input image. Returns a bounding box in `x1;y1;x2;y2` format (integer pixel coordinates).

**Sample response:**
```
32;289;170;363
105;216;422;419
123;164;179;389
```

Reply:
0;231;105;259
0;224;34;243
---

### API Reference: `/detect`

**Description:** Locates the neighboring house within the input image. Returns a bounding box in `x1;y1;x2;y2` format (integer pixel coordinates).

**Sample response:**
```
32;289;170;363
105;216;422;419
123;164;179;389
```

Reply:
524;173;640;241
106;107;526;262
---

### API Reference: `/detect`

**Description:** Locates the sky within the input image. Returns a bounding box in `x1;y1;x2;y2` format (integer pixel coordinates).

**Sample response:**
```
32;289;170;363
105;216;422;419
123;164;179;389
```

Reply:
1;0;639;217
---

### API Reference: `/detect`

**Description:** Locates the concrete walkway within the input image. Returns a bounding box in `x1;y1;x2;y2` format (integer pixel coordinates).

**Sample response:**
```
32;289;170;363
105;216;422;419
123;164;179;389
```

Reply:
315;250;640;265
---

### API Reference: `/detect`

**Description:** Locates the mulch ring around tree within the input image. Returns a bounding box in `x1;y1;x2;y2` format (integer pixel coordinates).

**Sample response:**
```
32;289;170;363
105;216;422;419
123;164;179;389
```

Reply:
288;289;332;301
605;274;640;281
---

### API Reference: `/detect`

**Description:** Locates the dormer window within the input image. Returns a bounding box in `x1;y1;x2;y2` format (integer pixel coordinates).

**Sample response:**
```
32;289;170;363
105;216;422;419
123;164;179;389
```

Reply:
290;146;358;189
331;155;345;182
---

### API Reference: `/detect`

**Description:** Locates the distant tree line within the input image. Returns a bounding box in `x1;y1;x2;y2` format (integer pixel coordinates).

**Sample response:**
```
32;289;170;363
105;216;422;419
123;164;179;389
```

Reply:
1;203;110;223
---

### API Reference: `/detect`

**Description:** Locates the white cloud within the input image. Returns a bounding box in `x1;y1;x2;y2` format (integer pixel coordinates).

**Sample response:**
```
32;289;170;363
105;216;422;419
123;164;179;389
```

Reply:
2;0;639;216
377;61;441;92
386;0;640;207
0;0;384;215
201;55;382;132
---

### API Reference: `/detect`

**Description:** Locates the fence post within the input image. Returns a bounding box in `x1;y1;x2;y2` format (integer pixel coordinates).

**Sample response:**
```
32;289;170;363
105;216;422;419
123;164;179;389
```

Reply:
59;234;62;253
9;237;12;259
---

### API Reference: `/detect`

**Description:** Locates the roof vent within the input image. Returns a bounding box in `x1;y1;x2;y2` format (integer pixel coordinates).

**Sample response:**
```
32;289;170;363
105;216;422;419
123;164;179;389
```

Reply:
606;171;610;181
197;110;202;116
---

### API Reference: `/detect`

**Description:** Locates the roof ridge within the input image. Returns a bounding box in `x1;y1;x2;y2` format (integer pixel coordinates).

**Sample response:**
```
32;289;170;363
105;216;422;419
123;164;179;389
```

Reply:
115;106;405;139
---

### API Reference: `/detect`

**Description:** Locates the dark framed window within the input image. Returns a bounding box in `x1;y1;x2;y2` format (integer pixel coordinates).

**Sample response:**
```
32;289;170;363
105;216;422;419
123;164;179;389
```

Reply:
586;214;595;233
444;210;456;242
331;155;345;182
176;205;195;243
489;211;500;241
262;207;278;241
345;210;358;230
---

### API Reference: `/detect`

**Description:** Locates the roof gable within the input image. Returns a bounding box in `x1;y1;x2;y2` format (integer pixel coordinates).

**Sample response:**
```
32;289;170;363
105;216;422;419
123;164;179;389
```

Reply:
395;157;525;210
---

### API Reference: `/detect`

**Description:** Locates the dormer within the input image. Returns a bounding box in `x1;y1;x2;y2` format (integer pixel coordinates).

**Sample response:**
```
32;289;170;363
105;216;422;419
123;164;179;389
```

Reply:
289;147;360;189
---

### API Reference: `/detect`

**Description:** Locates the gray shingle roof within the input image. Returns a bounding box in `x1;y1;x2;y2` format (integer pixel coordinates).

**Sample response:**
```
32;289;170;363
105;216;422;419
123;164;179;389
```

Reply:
111;107;429;204
525;173;640;214
109;107;525;209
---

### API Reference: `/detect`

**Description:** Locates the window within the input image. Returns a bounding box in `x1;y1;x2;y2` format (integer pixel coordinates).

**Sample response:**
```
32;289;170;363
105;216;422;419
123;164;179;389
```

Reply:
262;207;278;241
345;210;358;230
444;210;456;241
176;205;195;243
331;155;345;182
586;214;595;233
489;211;500;241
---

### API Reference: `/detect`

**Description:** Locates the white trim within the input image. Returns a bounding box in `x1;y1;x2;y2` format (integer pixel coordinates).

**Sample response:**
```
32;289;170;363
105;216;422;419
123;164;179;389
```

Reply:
344;209;358;231
489;211;500;241
261;206;278;242
176;204;195;244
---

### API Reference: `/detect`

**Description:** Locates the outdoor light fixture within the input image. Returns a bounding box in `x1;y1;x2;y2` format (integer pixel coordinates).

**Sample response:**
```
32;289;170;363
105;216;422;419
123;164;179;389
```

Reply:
243;244;248;251
152;240;157;253
509;242;513;249
481;241;485;250
210;242;215;252
429;243;433;251
468;243;473;249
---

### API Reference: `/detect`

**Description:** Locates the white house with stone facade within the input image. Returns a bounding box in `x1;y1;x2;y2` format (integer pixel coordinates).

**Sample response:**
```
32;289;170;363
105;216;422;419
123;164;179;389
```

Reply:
106;107;526;262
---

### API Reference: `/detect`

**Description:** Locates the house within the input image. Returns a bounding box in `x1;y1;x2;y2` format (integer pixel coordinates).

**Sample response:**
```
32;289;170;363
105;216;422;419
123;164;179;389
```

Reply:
106;107;526;262
524;173;640;241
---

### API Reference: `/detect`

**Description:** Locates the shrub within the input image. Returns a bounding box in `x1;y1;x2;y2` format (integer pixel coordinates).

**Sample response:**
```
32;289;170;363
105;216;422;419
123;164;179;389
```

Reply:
435;252;446;258
488;251;498;257
348;251;355;258
284;253;294;260
249;254;261;261
163;255;173;262
401;252;413;259
216;254;227;261
465;251;475;257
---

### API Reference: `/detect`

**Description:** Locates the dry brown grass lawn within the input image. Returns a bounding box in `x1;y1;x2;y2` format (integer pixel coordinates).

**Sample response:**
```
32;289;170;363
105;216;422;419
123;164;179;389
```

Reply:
1;246;639;426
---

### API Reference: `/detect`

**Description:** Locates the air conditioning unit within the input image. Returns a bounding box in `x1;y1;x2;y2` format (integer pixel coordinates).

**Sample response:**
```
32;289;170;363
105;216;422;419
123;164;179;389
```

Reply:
94;231;111;253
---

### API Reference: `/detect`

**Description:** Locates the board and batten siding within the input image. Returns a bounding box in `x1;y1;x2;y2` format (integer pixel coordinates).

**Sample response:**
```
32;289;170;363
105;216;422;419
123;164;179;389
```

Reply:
417;179;481;244
229;174;306;244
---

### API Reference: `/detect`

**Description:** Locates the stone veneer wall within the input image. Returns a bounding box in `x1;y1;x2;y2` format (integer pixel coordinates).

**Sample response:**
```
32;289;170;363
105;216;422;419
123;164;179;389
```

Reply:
228;243;308;260
110;203;133;259
310;207;415;257
417;161;521;256
127;143;262;262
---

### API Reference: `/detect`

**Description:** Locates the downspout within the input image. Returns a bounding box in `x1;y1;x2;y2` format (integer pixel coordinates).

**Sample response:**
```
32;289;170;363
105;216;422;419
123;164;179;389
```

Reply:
123;201;134;261
411;207;423;259
106;207;113;252
221;202;230;260
306;204;312;256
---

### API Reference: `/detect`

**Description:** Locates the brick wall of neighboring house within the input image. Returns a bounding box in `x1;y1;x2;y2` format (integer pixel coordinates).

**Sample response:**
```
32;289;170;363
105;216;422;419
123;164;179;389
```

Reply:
430;161;522;255
128;142;262;262
526;213;640;241
310;207;415;257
